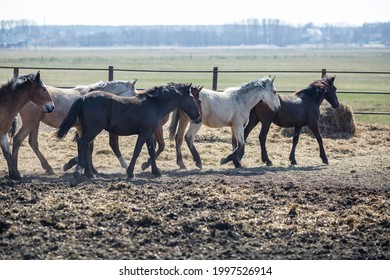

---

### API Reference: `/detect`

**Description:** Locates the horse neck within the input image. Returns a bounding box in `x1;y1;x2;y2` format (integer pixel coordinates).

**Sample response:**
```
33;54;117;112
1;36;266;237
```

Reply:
150;97;182;118
300;87;326;107
241;88;266;110
7;88;31;116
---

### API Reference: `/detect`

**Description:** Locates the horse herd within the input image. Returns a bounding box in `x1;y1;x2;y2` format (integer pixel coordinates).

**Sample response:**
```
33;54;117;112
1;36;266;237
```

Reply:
0;71;339;181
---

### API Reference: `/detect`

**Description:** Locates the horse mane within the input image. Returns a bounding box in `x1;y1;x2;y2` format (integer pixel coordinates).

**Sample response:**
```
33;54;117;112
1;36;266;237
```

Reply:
0;73;37;98
85;80;106;91
295;77;330;98
225;78;268;94
143;83;189;99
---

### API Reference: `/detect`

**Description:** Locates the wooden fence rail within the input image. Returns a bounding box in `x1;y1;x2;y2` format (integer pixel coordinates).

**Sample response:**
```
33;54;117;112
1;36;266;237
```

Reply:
2;65;390;115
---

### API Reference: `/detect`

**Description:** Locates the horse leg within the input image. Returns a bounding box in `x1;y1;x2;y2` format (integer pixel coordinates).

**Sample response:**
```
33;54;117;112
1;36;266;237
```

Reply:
63;157;78;172
127;131;152;179
175;116;190;169
145;135;161;177
185;122;202;169
109;133;128;169
28;125;55;175
308;123;328;164
12;123;32;174
1;134;21;180
141;126;165;171
231;127;237;151
289;126;302;165
259;122;273;166
63;129;81;172
239;109;260;160
221;124;244;168
87;140;98;176
75;130;99;179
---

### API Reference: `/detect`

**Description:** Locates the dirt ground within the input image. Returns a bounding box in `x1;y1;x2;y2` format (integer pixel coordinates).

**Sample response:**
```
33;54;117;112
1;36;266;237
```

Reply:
0;120;389;260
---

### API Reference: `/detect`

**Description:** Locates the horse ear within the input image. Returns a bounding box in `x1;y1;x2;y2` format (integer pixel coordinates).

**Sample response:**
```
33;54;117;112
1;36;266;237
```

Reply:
186;83;192;94
198;85;203;91
271;76;276;84
131;78;138;86
35;71;41;82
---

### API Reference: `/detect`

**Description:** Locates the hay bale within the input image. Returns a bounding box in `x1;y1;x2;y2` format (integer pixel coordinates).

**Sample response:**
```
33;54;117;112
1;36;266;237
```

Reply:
280;102;356;139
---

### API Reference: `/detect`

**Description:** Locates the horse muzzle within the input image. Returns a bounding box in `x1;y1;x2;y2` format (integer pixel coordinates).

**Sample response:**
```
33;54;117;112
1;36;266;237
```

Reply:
193;116;202;124
44;103;55;113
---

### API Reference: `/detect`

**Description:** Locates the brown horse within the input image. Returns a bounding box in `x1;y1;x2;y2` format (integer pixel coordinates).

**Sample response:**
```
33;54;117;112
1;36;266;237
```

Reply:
57;83;201;179
240;76;339;166
0;72;54;179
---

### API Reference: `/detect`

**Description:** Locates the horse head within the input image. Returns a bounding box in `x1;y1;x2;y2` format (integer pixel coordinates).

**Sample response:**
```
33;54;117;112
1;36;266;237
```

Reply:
190;85;203;117
120;78;138;97
323;75;339;109
261;76;281;111
178;83;202;124
21;72;55;113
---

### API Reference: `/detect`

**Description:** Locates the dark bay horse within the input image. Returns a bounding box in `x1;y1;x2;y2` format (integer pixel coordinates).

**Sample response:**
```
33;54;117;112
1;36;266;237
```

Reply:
241;76;339;166
13;79;137;175
57;83;201;179
0;72;55;179
60;86;202;175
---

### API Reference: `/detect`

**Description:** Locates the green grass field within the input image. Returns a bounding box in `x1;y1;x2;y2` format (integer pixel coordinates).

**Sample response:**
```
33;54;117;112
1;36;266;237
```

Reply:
1;47;389;123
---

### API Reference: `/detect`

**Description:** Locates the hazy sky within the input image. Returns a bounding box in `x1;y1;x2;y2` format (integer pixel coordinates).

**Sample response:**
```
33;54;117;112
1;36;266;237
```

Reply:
1;0;389;26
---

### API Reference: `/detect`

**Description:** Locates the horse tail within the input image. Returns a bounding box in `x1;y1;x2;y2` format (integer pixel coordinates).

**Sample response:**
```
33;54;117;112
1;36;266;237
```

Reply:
8;118;17;139
57;97;83;140
169;109;180;141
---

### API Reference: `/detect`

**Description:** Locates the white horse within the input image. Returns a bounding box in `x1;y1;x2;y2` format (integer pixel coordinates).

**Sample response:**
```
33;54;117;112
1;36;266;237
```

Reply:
12;79;137;175
169;76;280;169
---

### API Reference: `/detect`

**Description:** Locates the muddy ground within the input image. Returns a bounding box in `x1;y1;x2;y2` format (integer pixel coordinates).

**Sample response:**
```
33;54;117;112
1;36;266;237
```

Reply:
0;121;389;259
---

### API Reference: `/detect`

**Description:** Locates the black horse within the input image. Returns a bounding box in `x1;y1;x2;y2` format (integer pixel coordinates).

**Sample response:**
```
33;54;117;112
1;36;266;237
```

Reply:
240;76;339;166
57;83;201;179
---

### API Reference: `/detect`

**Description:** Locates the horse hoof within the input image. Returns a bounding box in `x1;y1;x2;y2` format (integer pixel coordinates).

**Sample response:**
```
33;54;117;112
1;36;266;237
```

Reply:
290;161;298;165
178;162;187;170
10;173;22;181
141;162;150;171
153;172;162;178
322;158;329;165
46;169;55;175
73;171;84;181
234;163;242;169
266;161;273;166
63;163;72;172
195;162;202;169
220;158;228;165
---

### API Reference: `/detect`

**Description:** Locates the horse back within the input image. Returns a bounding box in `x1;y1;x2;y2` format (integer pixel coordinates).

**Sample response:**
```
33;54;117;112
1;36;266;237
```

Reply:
81;91;157;135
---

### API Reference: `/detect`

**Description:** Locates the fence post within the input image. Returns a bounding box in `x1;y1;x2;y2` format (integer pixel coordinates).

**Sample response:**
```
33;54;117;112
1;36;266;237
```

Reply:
212;66;218;91
13;67;19;77
321;68;327;78
108;66;114;81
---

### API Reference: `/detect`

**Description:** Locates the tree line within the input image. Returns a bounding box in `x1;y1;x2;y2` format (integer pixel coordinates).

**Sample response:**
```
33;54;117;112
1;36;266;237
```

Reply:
1;19;390;48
